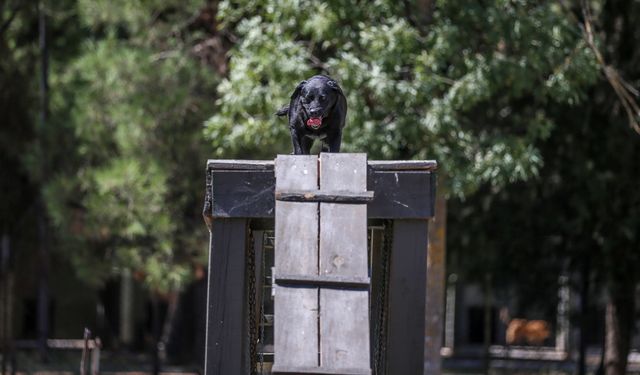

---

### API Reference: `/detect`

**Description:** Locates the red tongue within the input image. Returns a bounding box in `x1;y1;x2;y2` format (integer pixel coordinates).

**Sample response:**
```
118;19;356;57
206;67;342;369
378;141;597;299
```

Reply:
307;117;322;128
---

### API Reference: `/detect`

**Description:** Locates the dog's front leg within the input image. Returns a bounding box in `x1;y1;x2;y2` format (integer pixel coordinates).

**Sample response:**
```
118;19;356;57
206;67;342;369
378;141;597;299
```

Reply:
326;131;342;153
289;128;304;155
300;136;313;155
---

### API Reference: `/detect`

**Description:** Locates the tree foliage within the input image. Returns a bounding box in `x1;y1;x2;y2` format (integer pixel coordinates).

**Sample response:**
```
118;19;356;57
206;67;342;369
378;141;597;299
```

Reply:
447;2;640;373
38;0;219;291
205;0;599;196
3;1;638;369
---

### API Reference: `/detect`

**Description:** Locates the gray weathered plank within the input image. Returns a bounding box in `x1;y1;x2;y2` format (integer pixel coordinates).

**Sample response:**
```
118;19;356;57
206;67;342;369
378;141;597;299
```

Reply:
319;153;370;371
274;155;319;369
319;291;370;370
319;153;368;278
319;203;368;277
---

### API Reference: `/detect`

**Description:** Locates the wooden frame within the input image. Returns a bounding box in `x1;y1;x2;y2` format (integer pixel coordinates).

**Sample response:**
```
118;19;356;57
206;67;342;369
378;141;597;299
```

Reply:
203;157;437;375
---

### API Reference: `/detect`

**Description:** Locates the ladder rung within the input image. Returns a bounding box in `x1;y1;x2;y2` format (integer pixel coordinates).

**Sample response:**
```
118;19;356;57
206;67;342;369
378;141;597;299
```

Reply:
275;190;374;203
271;365;371;375
274;274;370;289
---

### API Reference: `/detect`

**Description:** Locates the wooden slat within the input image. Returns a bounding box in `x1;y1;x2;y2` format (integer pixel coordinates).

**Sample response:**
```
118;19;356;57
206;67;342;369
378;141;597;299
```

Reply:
274;155;319;369
275;274;370;289
319;153;370;372
207;159;274;170
45;339;100;349
204;218;249;375
385;219;429;375
368;160;437;171
319;201;368;277
207;159;438;172
271;365;371;374
319;290;370;370
275;190;374;203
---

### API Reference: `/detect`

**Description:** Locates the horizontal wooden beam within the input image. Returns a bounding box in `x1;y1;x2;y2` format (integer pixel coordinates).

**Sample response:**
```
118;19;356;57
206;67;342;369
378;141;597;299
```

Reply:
275;274;371;289
13;339;101;350
368;160;437;171
206;159;437;172
275;190;374;203
271;365;371;375
205;158;436;220
207;159;275;170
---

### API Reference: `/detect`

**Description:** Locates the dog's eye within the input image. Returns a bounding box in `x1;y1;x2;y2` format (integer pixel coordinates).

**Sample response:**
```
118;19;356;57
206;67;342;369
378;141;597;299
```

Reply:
320;95;326;101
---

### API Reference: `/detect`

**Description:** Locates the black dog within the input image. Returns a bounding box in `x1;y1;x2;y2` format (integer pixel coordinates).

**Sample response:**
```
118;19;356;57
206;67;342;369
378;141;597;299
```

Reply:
276;75;347;154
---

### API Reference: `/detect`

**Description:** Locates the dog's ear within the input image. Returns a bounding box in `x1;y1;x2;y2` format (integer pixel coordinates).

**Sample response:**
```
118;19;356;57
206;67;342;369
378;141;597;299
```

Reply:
291;80;307;100
328;80;347;128
326;79;345;97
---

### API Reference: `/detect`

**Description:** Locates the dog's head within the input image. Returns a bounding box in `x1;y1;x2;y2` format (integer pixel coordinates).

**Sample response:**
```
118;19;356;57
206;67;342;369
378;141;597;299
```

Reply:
292;75;346;130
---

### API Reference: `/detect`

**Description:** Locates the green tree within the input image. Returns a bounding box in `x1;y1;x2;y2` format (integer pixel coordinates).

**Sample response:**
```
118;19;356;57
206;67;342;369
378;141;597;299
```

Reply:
204;1;639;374
543;3;640;374
1;0;224;366
206;0;598;196
0;2;39;239
41;0;220;291
447;2;640;374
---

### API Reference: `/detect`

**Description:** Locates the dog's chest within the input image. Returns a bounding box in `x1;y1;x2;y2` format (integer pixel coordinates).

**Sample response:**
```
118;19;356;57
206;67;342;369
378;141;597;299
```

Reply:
304;132;328;141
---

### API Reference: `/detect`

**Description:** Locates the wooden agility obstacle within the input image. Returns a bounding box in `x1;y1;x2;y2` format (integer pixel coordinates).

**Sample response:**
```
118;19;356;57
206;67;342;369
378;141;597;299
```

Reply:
272;154;371;374
203;153;437;375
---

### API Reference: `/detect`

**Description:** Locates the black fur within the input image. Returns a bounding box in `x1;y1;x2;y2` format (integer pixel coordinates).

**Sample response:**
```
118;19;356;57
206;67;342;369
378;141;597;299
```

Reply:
276;75;347;154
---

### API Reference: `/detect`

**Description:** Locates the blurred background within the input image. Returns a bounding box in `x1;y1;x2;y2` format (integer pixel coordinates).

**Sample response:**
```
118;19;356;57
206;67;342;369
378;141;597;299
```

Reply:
1;0;639;374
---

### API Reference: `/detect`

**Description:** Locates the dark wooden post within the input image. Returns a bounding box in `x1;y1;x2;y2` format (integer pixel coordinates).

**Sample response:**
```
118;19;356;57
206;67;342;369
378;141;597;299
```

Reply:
424;186;447;374
204;218;250;375
385;220;429;375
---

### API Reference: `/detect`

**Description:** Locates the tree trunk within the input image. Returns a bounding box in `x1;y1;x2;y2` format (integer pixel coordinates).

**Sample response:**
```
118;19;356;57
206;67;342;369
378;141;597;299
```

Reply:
1;234;9;375
578;259;590;375
119;269;134;347
604;281;635;375
416;0;435;26
483;273;493;373
151;295;161;375
37;0;51;361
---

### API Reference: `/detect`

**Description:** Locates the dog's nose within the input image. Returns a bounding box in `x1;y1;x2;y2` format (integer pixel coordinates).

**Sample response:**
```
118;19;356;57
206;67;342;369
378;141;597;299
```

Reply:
309;108;322;117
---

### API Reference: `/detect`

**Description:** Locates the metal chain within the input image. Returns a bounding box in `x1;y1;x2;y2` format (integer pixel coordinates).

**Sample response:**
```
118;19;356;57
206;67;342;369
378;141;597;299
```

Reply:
258;232;269;374
247;229;258;375
373;221;392;375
